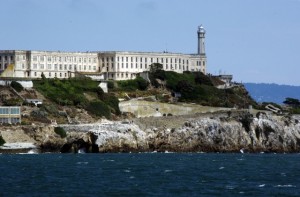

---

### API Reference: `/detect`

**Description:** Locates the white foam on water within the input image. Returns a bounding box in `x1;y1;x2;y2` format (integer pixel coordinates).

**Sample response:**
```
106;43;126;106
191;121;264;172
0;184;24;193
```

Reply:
225;185;235;190
219;167;225;170
164;170;173;173
258;184;265;188
281;173;287;177
124;170;131;173
103;159;115;162
274;185;295;188
76;162;89;165
129;176;135;179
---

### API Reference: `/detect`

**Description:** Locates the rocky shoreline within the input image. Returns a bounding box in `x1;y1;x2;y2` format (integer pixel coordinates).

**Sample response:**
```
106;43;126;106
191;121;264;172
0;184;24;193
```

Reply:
1;111;300;153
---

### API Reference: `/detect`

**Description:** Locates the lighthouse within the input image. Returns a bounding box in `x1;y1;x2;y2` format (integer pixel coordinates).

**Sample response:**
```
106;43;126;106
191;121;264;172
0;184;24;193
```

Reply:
197;25;206;55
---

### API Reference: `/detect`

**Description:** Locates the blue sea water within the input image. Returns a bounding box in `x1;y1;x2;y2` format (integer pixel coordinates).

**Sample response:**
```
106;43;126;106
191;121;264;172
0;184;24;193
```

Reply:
0;153;300;197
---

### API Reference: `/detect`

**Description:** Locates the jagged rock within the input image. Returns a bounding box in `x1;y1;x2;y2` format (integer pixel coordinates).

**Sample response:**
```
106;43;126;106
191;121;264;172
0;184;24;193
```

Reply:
1;111;300;153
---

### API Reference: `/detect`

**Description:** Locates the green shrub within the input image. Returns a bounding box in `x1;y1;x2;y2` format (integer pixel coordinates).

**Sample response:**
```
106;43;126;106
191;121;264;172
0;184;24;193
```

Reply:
11;81;23;92
0;135;6;146
4;98;23;106
107;81;115;89
136;77;149;90
103;94;121;115
117;77;149;91
85;100;111;119
54;127;67;138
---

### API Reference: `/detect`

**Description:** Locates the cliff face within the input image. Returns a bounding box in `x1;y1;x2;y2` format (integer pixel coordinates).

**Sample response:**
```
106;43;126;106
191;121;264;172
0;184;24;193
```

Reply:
60;112;300;153
1;112;300;153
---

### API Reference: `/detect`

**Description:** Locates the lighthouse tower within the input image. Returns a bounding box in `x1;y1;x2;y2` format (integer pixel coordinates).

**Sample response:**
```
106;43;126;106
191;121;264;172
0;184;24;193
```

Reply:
197;25;206;55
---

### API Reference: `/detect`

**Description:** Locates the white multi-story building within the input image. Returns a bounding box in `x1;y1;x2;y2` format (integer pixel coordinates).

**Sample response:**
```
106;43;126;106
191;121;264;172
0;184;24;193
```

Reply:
0;26;207;80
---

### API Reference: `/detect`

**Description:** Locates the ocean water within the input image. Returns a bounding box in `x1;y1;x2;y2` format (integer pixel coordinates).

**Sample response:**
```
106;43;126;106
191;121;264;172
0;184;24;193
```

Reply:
0;153;300;196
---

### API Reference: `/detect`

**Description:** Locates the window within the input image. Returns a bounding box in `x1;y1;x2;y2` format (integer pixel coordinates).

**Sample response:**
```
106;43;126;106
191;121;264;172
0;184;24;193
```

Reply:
111;57;114;62
69;65;72;70
79;58;82;63
49;72;51;77
33;56;37;61
94;58;97;63
65;73;67;77
131;57;133;62
89;66;91;70
33;64;37;69
64;65;67;70
55;73;57;77
22;64;25;69
126;63;128;68
203;61;205;66
60;73;62;77
48;57;52;62
126;57;128;62
93;66;96;70
84;65;86;70
59;64;63;70
23;55;25;60
40;64;44;69
34;72;37;76
89;58;91;63
58;57;61;62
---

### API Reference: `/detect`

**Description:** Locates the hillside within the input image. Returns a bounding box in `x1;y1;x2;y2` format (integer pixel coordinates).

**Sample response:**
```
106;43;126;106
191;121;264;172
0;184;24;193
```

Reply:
244;83;300;104
0;70;258;126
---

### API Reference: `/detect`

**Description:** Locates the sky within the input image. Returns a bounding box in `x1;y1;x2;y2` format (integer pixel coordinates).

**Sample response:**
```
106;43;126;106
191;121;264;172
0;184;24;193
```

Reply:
1;0;300;86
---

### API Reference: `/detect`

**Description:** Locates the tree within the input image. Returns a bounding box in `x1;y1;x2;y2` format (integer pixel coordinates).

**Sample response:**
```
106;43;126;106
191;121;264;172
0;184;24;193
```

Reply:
283;97;300;107
10;81;23;92
149;63;163;74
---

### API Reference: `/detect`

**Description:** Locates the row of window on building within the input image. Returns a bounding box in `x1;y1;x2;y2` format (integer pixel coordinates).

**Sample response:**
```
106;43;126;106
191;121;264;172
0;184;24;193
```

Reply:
33;72;73;78
0;107;20;114
30;55;97;64
101;56;192;65
31;64;97;71
0;55;14;62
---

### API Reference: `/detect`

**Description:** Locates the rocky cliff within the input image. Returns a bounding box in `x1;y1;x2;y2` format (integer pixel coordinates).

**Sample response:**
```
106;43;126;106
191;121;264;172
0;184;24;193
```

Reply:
60;111;300;153
1;111;300;153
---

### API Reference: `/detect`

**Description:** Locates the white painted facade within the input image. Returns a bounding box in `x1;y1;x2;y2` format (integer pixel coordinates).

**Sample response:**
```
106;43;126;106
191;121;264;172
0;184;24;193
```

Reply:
0;26;207;81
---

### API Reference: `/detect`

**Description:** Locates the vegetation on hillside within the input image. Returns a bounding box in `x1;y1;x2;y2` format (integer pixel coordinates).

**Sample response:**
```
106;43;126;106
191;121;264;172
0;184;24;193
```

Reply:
148;63;257;108
11;81;24;92
33;77;120;119
283;97;300;114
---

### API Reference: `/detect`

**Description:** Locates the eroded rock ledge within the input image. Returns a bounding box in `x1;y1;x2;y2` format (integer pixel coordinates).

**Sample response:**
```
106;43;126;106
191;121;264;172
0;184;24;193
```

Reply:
1;111;300;153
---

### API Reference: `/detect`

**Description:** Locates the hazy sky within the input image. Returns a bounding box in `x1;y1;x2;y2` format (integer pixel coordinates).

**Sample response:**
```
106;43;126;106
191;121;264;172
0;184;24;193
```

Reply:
1;0;300;85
